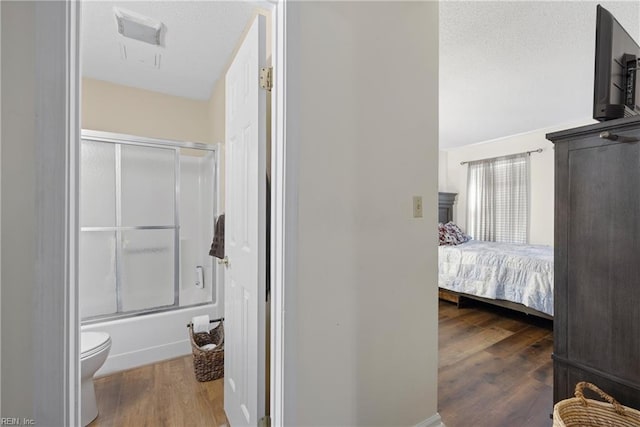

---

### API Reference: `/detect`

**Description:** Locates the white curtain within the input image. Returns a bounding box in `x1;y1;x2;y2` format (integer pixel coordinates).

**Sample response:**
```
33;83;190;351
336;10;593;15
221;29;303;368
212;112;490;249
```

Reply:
466;153;529;243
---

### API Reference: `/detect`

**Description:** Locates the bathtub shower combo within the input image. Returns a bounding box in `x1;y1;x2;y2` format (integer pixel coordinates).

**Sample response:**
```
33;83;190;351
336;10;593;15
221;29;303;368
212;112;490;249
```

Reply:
79;130;222;378
80;130;219;318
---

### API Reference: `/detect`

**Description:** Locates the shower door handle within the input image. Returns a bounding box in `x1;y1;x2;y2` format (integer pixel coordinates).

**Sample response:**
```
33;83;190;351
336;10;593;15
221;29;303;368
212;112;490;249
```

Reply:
218;256;229;267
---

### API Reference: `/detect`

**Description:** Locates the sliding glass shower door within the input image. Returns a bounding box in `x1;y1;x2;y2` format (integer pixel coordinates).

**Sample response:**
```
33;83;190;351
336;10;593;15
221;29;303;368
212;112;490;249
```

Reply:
121;144;176;312
79;131;218;322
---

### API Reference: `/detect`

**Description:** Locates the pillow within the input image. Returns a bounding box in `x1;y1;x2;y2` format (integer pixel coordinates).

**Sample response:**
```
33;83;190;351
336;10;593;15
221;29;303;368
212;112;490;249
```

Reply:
438;223;448;245
445;222;471;244
439;222;471;245
439;222;457;246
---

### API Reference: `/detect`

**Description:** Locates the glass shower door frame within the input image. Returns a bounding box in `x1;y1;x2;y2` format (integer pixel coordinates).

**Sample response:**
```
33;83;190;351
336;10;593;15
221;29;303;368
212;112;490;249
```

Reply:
80;130;218;323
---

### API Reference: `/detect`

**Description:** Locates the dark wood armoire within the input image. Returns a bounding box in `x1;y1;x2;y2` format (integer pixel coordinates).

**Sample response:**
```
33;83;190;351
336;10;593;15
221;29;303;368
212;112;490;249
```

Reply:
547;116;640;409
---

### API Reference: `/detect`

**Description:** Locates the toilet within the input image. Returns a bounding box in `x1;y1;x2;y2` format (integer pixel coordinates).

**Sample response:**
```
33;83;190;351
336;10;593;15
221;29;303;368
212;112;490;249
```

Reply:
81;331;112;426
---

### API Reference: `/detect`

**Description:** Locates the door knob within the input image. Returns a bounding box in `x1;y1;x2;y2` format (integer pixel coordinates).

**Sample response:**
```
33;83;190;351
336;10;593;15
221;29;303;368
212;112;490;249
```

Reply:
218;256;229;267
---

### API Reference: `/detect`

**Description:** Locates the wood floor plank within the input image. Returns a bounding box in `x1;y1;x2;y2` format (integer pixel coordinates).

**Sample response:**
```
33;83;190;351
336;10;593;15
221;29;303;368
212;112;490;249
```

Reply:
476;313;532;333
90;355;228;427
439;326;514;369
484;325;551;359
438;300;554;427
485;380;554;427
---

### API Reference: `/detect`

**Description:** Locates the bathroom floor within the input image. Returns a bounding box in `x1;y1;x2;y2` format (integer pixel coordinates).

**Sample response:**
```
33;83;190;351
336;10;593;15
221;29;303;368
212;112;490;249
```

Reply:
89;355;228;426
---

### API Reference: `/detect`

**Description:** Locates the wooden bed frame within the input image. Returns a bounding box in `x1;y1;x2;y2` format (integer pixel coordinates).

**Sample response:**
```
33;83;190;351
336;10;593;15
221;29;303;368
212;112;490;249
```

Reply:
437;192;552;320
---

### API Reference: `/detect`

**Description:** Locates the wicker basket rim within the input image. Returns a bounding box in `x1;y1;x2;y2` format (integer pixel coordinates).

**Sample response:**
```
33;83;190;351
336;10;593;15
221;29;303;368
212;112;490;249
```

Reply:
188;322;224;356
554;396;640;423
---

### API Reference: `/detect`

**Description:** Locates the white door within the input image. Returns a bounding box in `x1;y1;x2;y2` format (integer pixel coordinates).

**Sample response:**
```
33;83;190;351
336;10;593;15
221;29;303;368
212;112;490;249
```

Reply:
224;14;267;427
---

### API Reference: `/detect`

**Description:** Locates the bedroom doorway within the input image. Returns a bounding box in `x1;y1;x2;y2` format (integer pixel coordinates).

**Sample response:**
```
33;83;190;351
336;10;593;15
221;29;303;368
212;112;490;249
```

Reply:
437;190;554;427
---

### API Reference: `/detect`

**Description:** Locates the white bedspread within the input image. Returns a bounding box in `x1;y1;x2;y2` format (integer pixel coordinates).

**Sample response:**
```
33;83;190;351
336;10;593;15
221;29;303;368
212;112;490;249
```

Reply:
438;240;554;316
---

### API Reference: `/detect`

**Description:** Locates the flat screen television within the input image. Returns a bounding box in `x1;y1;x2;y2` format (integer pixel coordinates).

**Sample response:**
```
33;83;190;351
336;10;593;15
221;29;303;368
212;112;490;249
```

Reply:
593;5;640;121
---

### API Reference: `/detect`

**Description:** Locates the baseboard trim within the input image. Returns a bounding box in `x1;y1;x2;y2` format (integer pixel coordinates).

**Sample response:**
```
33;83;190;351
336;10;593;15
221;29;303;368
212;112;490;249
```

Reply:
415;413;446;427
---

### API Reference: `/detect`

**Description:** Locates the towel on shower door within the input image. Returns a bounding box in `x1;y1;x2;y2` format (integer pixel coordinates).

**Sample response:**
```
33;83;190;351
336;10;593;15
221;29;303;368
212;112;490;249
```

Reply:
209;214;225;259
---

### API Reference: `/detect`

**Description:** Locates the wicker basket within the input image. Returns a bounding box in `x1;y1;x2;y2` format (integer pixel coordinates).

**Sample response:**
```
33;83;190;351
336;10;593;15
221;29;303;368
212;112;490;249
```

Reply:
189;320;224;382
553;382;640;427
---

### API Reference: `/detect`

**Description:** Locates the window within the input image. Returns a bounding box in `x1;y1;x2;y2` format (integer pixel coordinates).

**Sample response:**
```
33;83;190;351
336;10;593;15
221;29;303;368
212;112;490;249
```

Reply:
466;153;529;243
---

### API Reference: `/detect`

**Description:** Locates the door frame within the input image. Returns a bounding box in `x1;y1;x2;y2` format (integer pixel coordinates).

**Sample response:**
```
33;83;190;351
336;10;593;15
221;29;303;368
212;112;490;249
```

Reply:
270;1;288;424
263;6;289;418
32;1;81;425
35;0;288;425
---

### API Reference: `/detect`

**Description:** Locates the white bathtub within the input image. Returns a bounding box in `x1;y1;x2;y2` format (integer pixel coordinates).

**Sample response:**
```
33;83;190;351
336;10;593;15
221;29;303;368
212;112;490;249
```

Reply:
82;303;223;377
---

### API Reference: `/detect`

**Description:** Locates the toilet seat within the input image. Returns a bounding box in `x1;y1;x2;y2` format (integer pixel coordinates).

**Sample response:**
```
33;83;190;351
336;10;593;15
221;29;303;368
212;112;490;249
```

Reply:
81;332;111;360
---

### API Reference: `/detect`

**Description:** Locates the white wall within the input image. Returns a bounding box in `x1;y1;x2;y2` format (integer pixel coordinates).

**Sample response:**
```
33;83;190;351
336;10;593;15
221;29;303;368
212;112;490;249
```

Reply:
440;120;590;246
0;0;3;414
284;2;440;426
438;151;448;191
1;1;36;419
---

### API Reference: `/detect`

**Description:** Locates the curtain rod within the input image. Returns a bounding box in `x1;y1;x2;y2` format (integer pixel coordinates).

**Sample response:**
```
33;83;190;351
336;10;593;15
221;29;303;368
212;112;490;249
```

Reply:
459;148;543;165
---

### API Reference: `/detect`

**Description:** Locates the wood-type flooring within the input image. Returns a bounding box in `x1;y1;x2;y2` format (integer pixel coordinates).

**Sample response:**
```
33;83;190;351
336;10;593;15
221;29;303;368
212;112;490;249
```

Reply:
439;299;554;427
89;300;553;427
89;355;228;427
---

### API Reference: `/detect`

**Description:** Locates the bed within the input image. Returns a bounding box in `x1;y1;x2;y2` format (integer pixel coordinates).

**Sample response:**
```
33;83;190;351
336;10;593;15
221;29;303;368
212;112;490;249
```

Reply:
437;192;554;319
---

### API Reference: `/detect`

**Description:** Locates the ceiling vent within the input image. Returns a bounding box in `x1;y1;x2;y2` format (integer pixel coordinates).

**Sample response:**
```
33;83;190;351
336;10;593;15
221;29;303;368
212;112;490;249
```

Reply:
114;7;164;46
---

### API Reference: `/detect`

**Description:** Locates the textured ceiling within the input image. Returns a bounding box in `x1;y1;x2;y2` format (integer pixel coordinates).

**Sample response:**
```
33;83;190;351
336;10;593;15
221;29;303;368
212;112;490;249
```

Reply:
83;1;640;142
440;1;640;149
82;1;258;100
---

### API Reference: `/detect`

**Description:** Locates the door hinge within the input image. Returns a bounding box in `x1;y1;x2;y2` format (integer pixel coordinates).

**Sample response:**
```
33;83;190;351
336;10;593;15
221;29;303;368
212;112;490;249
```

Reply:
258;415;271;427
260;67;273;92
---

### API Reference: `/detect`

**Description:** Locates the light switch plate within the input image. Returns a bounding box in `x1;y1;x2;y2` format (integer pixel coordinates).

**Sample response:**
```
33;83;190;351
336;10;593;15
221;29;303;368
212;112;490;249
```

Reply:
413;196;423;218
